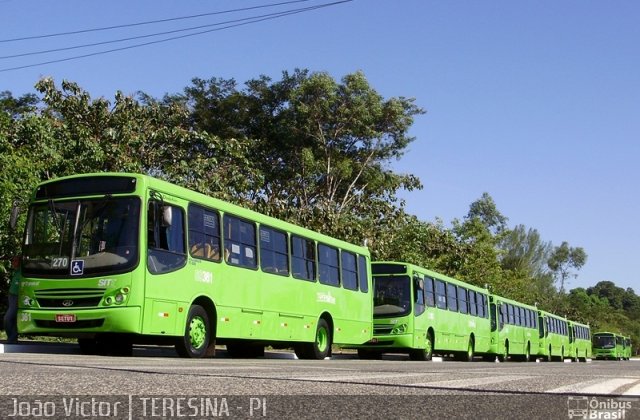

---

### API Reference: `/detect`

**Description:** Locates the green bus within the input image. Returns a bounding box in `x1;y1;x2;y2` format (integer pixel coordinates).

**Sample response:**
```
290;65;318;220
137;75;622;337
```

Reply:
16;173;373;358
352;262;491;361
568;320;591;362
537;310;570;361
623;337;632;359
592;332;626;360
489;294;539;361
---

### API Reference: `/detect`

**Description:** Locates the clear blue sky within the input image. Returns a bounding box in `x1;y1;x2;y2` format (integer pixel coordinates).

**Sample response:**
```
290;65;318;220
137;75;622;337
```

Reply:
2;0;639;291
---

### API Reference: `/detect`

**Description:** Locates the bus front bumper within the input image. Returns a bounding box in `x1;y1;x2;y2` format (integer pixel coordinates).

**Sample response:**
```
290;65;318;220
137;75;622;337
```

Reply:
17;307;142;336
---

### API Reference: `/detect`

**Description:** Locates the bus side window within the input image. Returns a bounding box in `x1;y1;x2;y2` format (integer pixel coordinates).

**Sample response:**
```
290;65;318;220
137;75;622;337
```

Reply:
340;251;358;291
414;276;425;316
357;255;369;293
147;201;186;274
446;283;458;312
538;315;545;338
259;226;289;275
291;236;316;282
188;204;221;262
223;215;257;269
318;244;340;287
468;291;477;316
435;280;447;310
490;302;497;332
424;277;435;307
458;287;468;314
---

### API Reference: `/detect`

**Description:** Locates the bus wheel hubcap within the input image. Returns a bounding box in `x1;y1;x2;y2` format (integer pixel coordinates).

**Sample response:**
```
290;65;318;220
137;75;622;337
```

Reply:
189;317;206;349
317;328;328;352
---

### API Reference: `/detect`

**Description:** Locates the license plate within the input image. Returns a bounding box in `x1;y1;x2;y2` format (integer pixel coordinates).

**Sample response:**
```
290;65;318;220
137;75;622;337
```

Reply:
55;314;76;323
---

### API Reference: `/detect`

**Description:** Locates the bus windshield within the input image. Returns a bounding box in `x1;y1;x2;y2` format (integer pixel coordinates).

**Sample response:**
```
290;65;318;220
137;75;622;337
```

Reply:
373;275;411;317
593;335;616;349
22;197;140;277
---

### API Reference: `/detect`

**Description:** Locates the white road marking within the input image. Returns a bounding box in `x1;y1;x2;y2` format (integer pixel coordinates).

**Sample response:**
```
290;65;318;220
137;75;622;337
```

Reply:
548;378;638;394
413;375;534;388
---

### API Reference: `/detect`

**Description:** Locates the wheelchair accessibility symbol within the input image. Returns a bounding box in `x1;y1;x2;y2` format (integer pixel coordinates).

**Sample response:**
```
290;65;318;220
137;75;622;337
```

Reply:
70;260;84;276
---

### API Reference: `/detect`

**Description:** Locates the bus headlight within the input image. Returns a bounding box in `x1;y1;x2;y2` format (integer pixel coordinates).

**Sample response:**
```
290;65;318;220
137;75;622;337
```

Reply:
103;287;130;306
391;324;407;334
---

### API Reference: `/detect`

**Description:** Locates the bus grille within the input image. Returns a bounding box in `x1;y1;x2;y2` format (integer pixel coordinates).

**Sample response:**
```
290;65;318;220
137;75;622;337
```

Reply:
373;326;394;335
34;289;105;308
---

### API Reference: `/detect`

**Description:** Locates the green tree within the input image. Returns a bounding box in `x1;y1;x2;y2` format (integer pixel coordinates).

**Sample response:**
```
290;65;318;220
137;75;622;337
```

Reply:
168;69;424;242
467;192;508;235
547;241;587;294
499;225;551;278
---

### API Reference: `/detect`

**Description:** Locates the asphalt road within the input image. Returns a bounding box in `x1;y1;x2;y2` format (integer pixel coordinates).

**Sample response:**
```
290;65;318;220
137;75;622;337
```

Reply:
1;344;639;419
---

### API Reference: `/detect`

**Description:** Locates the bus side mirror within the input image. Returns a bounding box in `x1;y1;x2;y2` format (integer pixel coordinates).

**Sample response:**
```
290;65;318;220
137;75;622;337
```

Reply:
9;200;20;230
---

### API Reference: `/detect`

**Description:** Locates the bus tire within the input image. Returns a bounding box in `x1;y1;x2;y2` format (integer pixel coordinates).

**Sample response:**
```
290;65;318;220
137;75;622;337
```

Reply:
465;336;475;362
409;332;433;361
500;341;509;362
176;304;213;358
409;348;428;361
295;318;331;360
547;346;552;362
523;343;530;362
425;331;434;361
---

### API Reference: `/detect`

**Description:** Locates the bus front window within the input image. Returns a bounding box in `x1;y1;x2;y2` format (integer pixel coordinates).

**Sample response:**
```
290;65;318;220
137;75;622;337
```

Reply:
23;197;140;277
593;336;616;349
373;276;411;317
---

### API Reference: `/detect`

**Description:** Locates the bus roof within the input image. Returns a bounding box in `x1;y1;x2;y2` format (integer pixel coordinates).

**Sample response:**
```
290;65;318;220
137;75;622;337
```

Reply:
372;261;490;293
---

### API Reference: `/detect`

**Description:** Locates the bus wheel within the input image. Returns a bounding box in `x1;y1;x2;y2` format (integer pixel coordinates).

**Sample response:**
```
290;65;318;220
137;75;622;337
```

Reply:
409;332;433;361
409;349;427;361
176;305;213;358
500;342;509;362
523;343;530;362
295;318;331;360
465;337;475;362
547;346;553;362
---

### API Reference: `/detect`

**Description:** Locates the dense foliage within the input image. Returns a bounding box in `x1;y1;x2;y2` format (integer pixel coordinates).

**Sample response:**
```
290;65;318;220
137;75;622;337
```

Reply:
0;73;637;351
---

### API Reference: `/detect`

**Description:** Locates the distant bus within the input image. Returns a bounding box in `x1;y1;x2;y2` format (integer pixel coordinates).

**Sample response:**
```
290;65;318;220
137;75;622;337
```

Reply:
537;310;570;361
592;332;626;360
489;294;539;361
568;320;591;362
623;337;632;360
351;262;491;361
16;173;373;358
